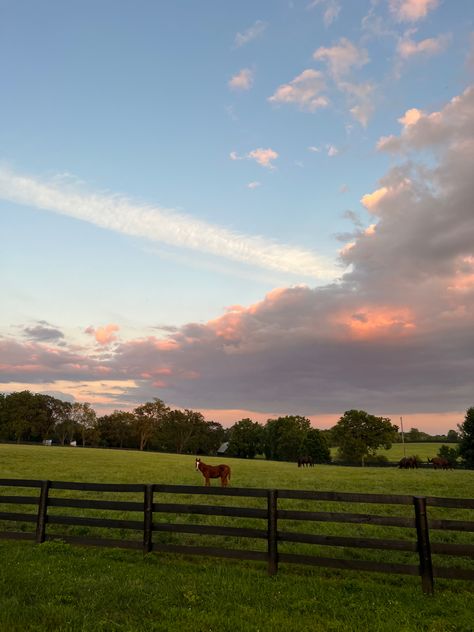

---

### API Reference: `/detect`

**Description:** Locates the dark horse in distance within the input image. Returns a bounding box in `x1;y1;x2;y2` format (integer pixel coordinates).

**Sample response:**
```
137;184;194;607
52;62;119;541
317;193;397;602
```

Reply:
298;456;314;467
195;458;231;487
398;456;418;469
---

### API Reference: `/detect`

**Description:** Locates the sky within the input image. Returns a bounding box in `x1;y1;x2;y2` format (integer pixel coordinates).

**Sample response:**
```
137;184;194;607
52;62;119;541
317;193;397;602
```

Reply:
1;0;473;434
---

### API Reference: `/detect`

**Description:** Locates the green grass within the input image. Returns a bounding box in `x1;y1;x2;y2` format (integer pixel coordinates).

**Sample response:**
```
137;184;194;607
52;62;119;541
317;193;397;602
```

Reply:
376;443;458;462
1;443;473;632
330;442;459;463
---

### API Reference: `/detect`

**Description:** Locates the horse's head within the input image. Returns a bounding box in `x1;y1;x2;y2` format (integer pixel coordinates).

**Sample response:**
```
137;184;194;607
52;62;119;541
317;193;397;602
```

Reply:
195;458;201;471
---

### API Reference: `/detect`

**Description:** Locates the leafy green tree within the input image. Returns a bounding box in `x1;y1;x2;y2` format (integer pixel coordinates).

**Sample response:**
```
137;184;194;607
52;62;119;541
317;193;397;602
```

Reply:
155;409;205;453
227;418;264;458
193;420;225;455
437;444;459;467
4;391;34;442
264;416;311;461
446;429;459;442
458;407;474;468
331;410;398;466
133;398;169;450
0;391;76;443
302;428;331;464
0;393;6;439
70;402;97;447
52;401;74;445
97;411;135;448
407;427;422;442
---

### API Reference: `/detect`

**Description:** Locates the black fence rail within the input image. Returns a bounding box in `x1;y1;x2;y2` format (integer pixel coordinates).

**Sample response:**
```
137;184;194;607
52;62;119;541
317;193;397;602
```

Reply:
0;479;473;594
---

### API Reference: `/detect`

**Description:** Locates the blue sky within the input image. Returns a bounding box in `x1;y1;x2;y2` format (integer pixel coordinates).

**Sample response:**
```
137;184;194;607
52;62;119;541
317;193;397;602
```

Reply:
1;1;473;432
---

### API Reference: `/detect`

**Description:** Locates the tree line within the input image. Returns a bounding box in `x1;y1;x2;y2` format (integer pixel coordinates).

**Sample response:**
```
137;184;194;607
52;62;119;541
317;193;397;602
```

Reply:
0;391;472;467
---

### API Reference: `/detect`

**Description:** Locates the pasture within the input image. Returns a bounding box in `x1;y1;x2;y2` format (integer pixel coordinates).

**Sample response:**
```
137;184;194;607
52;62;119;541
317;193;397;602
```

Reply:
1;443;473;632
329;442;459;463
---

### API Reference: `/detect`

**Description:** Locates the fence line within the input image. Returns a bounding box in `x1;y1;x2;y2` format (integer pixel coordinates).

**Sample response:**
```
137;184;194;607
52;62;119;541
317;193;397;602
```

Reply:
0;478;473;594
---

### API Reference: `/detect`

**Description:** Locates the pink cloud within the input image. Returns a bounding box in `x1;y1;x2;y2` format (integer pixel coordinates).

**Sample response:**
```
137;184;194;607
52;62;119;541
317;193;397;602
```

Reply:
85;324;119;346
268;69;329;112
313;38;369;81
397;32;449;59
247;148;279;169
228;68;254;91
389;0;438;22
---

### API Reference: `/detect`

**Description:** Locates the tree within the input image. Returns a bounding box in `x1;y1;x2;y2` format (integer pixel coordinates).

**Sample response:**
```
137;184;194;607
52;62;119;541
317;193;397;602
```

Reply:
52;401;74;445
70;402;97;447
302;428;331;464
96;411;135;448
133;398;169;450
227;418;264;458
331;410;398;466
263;416;311;461
447;429;459;443
437;444;459;468
458;407;474;468
156;409;207;454
1;391;45;442
407;427;422;442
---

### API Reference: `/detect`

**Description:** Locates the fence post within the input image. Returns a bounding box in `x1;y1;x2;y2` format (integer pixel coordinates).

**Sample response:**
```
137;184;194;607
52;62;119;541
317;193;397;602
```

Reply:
413;496;434;594
36;480;50;544
143;484;154;555
267;489;278;575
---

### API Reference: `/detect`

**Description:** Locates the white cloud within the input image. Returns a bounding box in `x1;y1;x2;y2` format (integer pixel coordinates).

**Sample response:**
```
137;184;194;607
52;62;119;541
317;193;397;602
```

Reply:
247;181;261;189
397;31;450;59
312;39;375;126
308;0;341;27
228;68;254;91
313;38;369;81
234;20;266;47
268;69;328;112
389;0;438;22
339;81;376;127
327;144;339;156
0;167;336;280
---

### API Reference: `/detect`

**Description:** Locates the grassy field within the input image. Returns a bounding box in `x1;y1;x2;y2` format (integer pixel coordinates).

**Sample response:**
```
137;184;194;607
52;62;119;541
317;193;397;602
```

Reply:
0;443;473;632
329;442;459;463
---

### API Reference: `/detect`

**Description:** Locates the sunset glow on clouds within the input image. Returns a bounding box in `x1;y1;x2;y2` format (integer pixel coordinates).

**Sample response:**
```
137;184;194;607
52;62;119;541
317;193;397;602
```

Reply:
389;0;439;23
85;324;120;346
1;2;472;434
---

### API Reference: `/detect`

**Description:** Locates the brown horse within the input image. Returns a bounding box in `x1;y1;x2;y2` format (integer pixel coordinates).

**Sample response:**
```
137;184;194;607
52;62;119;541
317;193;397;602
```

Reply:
195;458;231;487
428;457;451;470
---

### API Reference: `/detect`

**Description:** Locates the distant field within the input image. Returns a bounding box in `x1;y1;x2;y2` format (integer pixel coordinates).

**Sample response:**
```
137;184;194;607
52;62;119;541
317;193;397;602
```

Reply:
379;442;458;462
0;443;473;632
330;442;459;463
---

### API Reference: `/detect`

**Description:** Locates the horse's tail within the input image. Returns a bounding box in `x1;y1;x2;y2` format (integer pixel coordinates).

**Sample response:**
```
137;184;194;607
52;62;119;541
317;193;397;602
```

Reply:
227;466;231;481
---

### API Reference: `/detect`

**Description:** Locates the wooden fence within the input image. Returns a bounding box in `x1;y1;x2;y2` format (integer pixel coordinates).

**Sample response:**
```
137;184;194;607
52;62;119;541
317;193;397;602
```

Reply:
1;478;473;594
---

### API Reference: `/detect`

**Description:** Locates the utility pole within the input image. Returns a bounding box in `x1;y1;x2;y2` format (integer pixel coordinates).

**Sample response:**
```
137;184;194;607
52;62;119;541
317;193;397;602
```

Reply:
400;416;406;458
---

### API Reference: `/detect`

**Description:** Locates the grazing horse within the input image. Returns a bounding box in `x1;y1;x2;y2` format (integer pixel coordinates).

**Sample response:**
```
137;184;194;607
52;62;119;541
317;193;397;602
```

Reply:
428;457;451;470
195;458;231;487
298;456;314;467
398;456;418;469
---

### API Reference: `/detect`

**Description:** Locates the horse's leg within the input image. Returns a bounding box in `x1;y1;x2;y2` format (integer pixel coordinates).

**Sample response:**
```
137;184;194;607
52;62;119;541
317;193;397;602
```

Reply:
205;476;210;486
